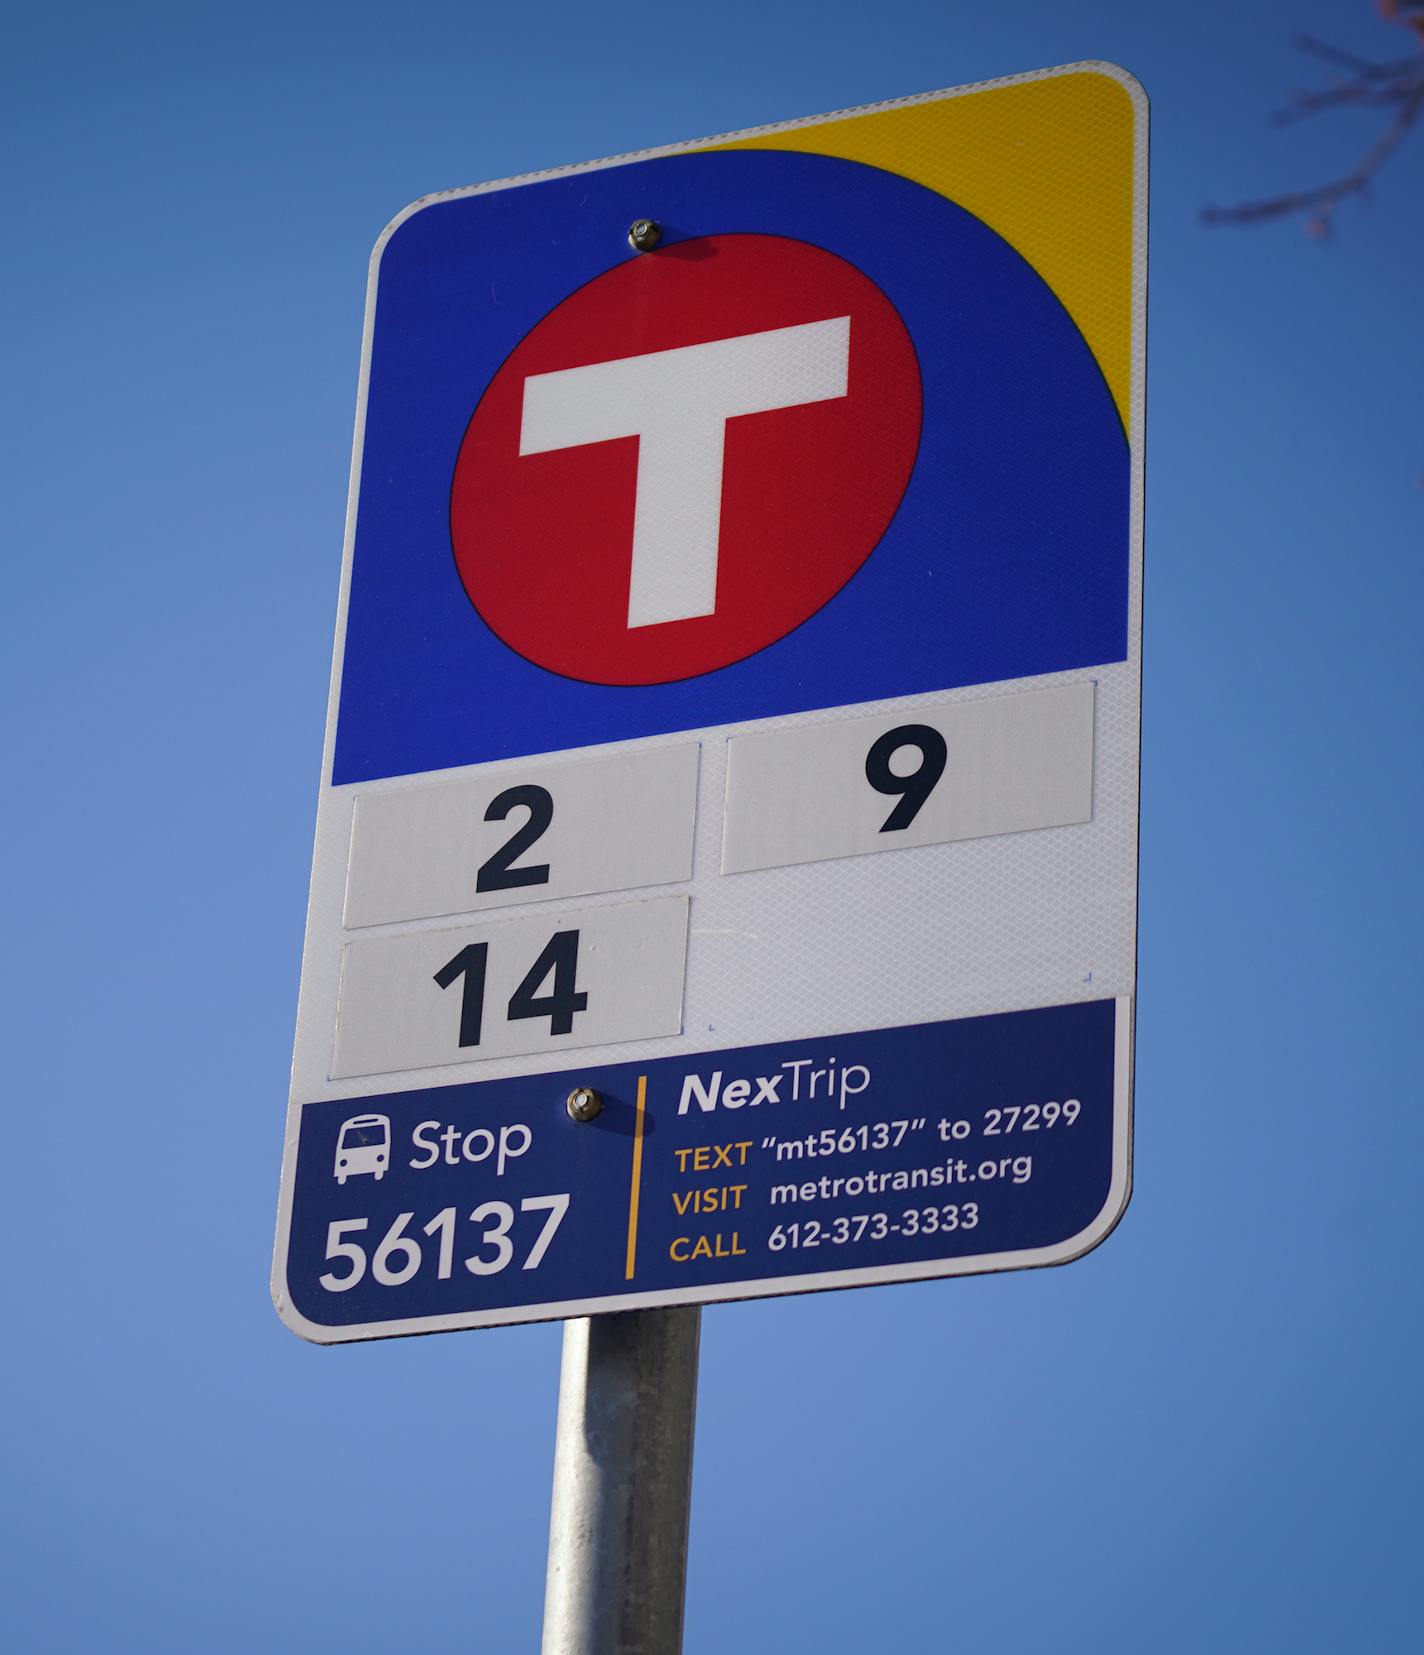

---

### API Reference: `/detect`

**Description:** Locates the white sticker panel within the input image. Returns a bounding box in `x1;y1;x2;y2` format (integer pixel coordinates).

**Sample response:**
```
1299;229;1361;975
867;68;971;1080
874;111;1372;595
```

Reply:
332;896;690;1079
344;745;699;928
721;681;1095;874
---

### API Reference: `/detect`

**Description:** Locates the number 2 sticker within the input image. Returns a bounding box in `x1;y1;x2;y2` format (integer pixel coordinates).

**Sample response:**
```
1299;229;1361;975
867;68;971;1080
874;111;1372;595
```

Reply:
344;745;699;927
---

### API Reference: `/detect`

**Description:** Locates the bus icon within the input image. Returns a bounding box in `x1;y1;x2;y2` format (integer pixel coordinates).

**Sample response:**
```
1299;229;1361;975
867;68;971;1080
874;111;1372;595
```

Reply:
334;1113;390;1184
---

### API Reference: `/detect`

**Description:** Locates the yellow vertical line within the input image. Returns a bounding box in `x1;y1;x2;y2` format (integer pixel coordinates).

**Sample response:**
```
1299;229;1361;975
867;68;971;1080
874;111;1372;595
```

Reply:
624;1075;648;1281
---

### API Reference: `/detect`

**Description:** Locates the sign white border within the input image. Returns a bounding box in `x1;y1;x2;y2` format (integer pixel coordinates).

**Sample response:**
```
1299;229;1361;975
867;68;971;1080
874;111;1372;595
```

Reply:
273;61;1147;1342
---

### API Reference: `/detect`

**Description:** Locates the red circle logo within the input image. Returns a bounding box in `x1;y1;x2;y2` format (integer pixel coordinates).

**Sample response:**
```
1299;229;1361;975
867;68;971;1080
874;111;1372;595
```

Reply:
450;233;921;685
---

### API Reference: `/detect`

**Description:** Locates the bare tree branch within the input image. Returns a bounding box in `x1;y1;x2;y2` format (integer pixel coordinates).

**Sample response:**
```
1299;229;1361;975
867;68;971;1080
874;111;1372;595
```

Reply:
1271;76;1416;126
1202;6;1424;237
1292;32;1413;78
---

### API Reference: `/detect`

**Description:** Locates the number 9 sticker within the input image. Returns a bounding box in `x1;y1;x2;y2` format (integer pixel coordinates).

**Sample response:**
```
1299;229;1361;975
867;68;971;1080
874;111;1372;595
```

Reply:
721;681;1096;875
344;745;700;929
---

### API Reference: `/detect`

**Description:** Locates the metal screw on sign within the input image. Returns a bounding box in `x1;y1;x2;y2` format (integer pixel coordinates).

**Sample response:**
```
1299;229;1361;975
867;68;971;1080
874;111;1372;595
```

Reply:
627;218;661;252
566;1086;603;1122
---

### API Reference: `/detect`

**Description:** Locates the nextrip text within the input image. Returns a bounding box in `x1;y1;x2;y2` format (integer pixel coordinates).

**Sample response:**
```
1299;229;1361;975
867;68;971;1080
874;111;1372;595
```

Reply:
677;1056;871;1114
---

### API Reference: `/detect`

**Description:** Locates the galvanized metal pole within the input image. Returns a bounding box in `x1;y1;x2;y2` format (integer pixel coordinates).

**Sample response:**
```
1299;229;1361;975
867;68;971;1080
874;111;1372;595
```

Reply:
541;1306;701;1655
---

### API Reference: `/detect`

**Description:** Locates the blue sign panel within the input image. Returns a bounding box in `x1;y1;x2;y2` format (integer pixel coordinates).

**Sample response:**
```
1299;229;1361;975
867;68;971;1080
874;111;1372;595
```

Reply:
282;1000;1126;1339
334;147;1127;784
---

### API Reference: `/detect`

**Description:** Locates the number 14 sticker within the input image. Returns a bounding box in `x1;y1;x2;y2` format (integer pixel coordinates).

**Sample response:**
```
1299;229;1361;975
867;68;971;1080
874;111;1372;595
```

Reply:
331;896;689;1079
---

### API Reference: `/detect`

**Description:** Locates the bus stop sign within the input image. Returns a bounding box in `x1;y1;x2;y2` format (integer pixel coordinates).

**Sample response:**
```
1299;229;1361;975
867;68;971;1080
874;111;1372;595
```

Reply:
273;63;1147;1342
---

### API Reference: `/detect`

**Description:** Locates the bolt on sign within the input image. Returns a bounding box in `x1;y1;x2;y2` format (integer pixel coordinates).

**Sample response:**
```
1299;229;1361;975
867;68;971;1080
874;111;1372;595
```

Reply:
272;62;1148;1342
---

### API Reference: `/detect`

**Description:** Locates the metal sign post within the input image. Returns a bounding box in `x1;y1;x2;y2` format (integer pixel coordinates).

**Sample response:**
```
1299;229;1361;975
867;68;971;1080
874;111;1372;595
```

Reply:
542;1308;701;1655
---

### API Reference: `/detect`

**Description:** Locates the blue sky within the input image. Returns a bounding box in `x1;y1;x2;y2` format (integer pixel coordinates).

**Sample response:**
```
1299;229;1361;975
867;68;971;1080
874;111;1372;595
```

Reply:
4;2;1421;1651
